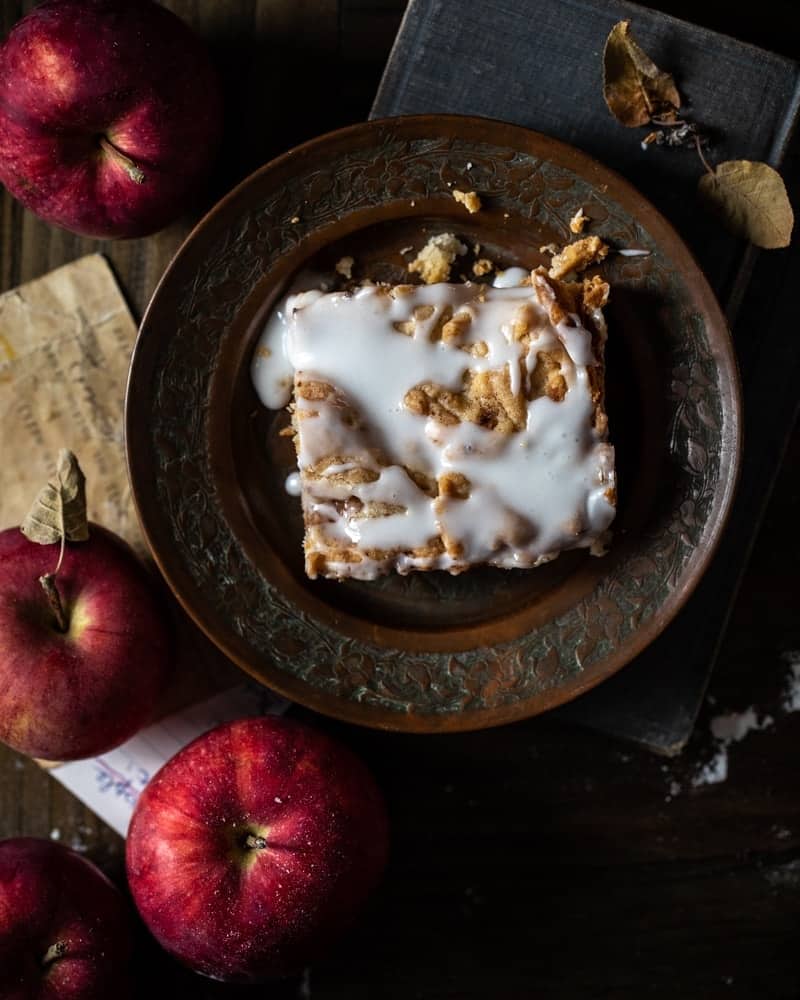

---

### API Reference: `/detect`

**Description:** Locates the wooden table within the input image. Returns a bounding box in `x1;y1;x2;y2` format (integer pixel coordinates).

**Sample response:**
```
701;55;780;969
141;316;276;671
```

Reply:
1;2;798;997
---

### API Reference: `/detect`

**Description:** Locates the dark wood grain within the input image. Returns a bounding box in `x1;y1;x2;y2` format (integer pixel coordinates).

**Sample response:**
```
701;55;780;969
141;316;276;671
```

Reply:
1;2;798;998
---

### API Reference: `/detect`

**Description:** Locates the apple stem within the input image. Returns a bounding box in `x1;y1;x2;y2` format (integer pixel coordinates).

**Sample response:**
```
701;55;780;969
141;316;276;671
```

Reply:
42;940;67;968
39;573;68;633
244;834;268;851
98;135;145;184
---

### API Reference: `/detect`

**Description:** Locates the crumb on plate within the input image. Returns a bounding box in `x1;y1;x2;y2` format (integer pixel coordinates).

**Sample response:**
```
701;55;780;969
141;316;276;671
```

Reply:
453;189;482;214
335;256;354;280
407;233;468;284
569;207;589;234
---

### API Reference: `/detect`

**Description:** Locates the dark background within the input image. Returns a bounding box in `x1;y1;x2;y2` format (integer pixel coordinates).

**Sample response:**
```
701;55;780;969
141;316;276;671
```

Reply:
1;2;798;997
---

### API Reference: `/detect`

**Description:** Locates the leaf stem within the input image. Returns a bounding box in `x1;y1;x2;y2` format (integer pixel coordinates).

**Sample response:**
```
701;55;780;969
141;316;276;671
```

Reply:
54;532;65;576
694;134;715;176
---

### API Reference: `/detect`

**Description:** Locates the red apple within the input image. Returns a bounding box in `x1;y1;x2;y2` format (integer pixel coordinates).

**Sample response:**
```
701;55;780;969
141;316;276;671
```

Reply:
0;838;133;999
0;524;171;760
0;0;222;238
126;716;389;982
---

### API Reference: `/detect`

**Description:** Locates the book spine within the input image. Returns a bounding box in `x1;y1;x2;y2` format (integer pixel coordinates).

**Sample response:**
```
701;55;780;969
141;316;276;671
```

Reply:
371;0;433;120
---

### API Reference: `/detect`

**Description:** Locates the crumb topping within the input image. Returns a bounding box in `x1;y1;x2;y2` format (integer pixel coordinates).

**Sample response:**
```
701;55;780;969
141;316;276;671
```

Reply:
548;236;609;280
472;258;494;277
407;233;468;284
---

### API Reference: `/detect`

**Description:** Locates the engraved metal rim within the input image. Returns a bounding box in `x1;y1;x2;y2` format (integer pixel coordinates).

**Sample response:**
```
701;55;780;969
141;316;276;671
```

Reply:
126;114;742;733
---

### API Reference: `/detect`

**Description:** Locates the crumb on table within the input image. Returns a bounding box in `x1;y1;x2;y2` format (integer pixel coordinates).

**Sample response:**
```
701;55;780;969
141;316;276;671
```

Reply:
473;258;494;277
453;189;482;214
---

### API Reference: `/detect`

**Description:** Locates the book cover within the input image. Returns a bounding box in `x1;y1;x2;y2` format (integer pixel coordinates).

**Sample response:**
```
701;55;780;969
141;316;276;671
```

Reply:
371;0;800;752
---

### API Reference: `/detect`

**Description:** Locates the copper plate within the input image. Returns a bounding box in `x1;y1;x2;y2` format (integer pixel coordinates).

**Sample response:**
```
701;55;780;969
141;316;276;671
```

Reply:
126;115;741;732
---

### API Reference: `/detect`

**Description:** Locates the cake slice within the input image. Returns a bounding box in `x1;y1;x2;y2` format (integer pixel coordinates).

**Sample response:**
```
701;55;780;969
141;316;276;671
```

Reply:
283;269;616;581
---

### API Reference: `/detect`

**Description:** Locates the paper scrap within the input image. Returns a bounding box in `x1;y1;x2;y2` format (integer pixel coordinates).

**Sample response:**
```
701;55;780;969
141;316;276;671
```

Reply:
0;254;143;553
51;684;288;837
1;256;293;835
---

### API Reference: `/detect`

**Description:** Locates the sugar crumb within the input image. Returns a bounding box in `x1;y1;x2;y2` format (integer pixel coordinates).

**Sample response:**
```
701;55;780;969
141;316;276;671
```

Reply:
693;707;774;788
710;707;773;743
780;650;800;712
762;859;800;889
693;749;728;787
473;258;494;276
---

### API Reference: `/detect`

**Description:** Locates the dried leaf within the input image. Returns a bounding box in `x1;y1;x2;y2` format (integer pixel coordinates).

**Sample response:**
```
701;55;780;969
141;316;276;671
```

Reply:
21;450;89;545
697;160;794;249
603;21;681;127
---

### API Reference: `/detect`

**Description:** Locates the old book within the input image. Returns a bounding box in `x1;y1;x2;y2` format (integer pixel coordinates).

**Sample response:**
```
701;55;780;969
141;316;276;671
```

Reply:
371;0;800;753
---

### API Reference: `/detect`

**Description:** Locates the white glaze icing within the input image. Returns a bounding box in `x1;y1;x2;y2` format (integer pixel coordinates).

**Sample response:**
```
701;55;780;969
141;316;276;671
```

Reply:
492;266;530;288
252;273;616;579
284;471;302;496
251;286;326;409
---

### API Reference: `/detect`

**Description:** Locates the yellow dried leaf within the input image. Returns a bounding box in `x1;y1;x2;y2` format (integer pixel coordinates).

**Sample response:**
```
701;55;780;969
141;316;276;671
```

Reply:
603;21;681;127
20;449;89;545
697;160;794;249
